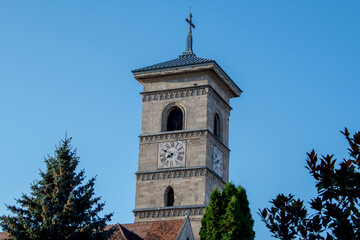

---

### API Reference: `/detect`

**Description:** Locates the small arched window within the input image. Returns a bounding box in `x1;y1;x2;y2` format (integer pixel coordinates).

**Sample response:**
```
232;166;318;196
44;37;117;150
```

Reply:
214;114;221;139
165;186;174;207
167;107;183;131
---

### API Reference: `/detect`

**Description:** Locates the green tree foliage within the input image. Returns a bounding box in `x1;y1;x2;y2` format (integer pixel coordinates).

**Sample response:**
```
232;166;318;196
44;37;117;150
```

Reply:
0;136;113;240
259;128;360;240
200;182;255;240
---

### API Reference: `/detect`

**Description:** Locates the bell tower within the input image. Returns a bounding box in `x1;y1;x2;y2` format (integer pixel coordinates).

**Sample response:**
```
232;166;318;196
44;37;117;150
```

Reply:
132;13;242;239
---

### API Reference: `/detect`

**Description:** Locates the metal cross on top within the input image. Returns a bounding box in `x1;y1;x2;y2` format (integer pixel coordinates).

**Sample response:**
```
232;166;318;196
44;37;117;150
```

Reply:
183;11;195;56
186;12;195;35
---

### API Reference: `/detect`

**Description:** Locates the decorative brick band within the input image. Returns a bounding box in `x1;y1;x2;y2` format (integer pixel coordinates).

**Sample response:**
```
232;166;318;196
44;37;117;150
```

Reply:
139;129;207;143
208;88;231;117
139;129;230;158
141;86;208;103
207;133;230;159
133;205;206;219
136;167;206;181
136;167;226;186
206;170;226;191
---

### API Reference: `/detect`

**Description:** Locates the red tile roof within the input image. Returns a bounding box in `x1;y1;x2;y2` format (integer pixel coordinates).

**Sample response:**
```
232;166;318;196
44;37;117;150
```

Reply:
107;223;143;240
0;219;185;240
121;219;184;240
0;232;9;240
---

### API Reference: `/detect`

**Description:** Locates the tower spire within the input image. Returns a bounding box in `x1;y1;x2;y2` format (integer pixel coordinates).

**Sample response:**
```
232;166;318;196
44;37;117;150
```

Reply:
182;10;195;56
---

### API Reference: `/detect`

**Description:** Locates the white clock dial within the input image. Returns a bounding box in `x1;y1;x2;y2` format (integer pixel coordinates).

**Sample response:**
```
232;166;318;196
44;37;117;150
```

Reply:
213;145;223;177
158;141;186;169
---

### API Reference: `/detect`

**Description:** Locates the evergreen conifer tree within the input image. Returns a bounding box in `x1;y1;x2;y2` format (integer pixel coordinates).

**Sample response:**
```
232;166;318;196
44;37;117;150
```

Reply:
200;182;255;240
236;186;255;240
0;136;113;240
199;188;222;240
221;195;241;240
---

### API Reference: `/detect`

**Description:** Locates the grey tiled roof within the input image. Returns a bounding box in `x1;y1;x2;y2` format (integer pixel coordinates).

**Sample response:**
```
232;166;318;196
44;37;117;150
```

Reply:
132;54;215;73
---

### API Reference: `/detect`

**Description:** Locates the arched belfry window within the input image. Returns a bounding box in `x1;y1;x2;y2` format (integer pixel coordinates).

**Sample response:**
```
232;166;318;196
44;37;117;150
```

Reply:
165;186;174;207
167;107;183;131
214;114;221;139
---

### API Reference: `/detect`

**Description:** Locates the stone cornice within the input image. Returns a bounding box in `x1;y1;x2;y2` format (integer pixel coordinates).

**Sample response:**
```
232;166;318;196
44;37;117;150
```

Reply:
211;62;242;97
135;166;226;185
134;63;215;80
207;131;230;158
133;63;242;98
133;205;206;219
139;129;230;154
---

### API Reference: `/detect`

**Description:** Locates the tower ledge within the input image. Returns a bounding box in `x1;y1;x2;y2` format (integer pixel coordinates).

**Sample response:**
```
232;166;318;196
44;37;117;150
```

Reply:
132;55;242;98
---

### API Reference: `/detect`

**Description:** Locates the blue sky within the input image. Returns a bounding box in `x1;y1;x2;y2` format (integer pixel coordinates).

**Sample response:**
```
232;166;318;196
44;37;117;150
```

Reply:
1;1;359;239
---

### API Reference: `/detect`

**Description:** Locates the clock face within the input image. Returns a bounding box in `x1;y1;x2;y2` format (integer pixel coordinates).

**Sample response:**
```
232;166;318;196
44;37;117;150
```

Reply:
213;145;223;177
158;141;186;169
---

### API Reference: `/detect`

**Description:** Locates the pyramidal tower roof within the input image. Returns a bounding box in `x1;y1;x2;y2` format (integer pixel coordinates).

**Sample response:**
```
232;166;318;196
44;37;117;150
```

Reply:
132;55;215;73
132;12;242;97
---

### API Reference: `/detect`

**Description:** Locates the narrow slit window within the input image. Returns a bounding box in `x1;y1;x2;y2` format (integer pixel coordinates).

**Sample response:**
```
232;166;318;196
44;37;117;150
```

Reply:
214;114;221;139
165;187;174;207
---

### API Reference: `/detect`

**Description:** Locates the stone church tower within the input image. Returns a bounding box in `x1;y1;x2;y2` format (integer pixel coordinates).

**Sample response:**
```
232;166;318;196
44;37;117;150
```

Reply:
131;13;242;239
